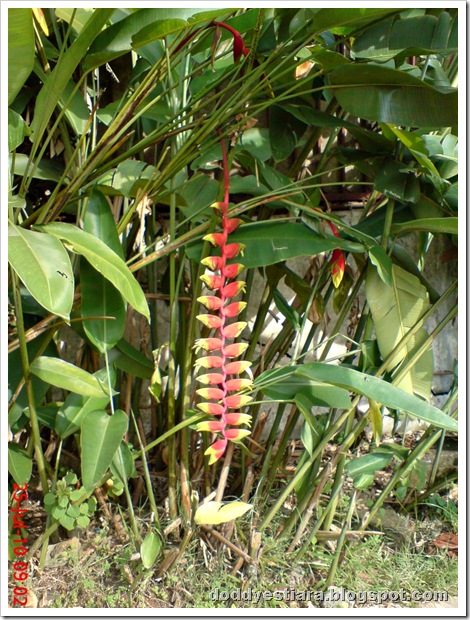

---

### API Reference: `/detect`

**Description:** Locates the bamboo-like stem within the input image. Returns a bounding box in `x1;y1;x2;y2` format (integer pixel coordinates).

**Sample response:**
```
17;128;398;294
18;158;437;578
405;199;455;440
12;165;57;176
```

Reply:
325;491;357;588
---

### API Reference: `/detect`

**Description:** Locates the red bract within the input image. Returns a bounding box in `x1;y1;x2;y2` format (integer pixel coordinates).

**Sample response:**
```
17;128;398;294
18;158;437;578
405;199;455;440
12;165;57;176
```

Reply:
193;193;253;464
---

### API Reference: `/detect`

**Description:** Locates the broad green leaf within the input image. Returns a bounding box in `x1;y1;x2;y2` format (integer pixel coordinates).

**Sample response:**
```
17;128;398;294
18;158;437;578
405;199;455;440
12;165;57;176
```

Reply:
8;9;35;105
95;160;160;198
295;363;456;431
55;368;113;438
9;153;65;182
30;357;110;398
194;501;252;525
8;443;33;486
296;394;323;455
263;373;352;410
8;109;30;151
81;190;126;352
81;409;128;493
374;160;420;204
187;221;364;269
55;8;94;32
269;105;304;162
30;9;114;148
392;218;458;236
8;223;74;320
368;245;393;287
108;338;153;380
329;64;458;127
140;530;162;569
37;222;150;321
84;8;231;71
352;12;457;61
345;453;393;481
365;264;433;400
312;8;400;35
111;440;137;484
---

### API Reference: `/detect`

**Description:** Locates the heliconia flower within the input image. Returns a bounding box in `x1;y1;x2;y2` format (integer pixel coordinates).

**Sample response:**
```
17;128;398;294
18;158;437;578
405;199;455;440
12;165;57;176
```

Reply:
331;248;345;288
203;232;227;247
197;295;224;311
225;378;253;391
196;387;225;401
196;314;223;329
194;147;252;465
200;274;224;290
194;337;223;352
223;428;251;441
205;438;228;465
224;394;253;408
224;360;252;374
201;256;224;271
194;355;224;369
223;413;252;426
221;281;246;298
224;243;245;259
197;402;225;416
225;218;242;234
223;343;249;358
197;373;224;385
222;301;247;318
221;321;247;339
195;420;226;432
222;263;244;279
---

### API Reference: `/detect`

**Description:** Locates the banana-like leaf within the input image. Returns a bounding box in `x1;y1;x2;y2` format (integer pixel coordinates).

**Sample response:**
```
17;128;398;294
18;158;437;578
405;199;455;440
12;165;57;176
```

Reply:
81;409;128;493
311;8;401;35
30;9;113;149
187;221;364;269
30;357;110;398
365;264;433;400
55;368;114;439
8;443;33;486
352;12;457;61
256;362;456;431
81;190;126;352
107;339;153;380
140;530;162;569
329;64;457;127
392;218;458;236
8;8;35;105
194;501;252;525
8;223;74;320
37;222;150;320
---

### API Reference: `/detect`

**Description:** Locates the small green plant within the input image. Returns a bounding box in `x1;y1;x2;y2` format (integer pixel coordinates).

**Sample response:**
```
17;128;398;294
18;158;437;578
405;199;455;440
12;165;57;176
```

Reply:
44;472;97;531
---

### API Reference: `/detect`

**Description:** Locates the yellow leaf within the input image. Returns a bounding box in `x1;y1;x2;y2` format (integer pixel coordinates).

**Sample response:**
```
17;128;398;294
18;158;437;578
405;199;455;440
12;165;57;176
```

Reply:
32;8;49;36
194;500;252;525
368;398;383;445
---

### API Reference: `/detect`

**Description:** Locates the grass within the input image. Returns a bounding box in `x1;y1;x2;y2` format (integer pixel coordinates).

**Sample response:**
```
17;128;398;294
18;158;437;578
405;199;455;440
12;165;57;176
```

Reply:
29;503;457;609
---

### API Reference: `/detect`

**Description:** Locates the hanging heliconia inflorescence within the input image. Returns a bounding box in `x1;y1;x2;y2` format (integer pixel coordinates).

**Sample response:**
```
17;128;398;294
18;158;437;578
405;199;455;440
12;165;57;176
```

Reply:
193;199;253;464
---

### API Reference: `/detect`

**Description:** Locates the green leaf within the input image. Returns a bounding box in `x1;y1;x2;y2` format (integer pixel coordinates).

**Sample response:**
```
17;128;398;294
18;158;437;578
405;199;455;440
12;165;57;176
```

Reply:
345;452;393;478
368;399;383;445
392;217;458;236
365;264;433;400
296;363;456;432
263;371;352;410
30;357;110;398
9;109;30;151
108;339;153;380
187;221;364;269
111;440;137;484
312;8;400;35
8;443;33;486
352;12;457;61
8;9;35;105
9;153;65;182
95;160;160;198
140;531;162;569
8;223;74;320
30;9;114;148
81;409;128;493
329;64;458;127
374;160;421;204
81;190;126;352
37;222;150;320
368;245;393;287
194;501;252;525
55;368;113;439
269;105;304;162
